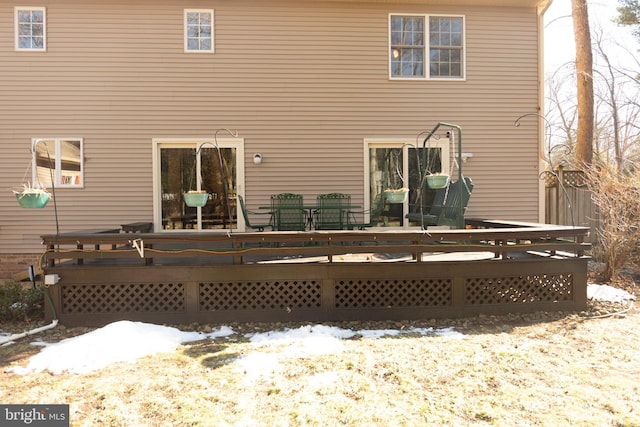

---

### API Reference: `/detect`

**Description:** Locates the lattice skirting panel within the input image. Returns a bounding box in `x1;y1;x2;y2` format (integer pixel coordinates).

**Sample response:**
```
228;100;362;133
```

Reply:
199;280;322;311
45;258;588;327
61;282;185;314
335;278;452;309
465;274;574;305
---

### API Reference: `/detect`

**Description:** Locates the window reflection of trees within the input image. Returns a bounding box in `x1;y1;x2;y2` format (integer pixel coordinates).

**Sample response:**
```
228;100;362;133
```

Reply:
160;146;237;230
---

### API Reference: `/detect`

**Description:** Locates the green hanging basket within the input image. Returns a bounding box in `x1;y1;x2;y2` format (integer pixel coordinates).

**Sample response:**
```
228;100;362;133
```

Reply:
384;188;408;203
427;175;450;189
184;192;209;207
15;191;51;209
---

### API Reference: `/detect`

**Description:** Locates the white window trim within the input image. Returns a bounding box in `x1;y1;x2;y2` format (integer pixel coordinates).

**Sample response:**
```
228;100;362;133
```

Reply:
388;13;466;81
15;6;47;52
364;138;450;227
184;9;214;53
32;138;84;189
152;138;245;232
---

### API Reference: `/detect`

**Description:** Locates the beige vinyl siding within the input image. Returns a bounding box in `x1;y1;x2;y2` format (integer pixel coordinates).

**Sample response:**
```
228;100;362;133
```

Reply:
0;0;542;253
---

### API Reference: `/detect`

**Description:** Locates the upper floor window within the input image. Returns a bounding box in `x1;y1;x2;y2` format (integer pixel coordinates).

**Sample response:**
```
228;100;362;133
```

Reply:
32;139;84;188
184;9;214;53
15;7;46;51
390;14;464;80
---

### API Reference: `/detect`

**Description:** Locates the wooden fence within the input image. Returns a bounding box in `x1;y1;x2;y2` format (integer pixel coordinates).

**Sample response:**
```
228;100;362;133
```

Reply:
544;168;600;242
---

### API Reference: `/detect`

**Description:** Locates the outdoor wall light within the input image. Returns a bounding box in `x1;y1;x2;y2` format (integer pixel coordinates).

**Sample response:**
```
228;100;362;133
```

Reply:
253;153;263;164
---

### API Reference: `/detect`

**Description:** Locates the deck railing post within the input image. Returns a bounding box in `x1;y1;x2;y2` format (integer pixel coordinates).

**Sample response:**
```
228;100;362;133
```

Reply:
451;276;465;311
47;243;55;268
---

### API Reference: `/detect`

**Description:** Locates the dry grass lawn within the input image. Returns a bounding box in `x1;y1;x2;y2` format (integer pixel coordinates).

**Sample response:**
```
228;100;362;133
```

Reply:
1;279;639;426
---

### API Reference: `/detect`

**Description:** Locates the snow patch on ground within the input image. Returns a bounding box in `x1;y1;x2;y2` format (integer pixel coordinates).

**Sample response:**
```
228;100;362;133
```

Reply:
7;321;231;375
588;284;636;303
4;283;632;376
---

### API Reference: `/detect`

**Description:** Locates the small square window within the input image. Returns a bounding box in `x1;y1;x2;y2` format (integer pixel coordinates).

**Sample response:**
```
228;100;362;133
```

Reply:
32;139;84;188
184;9;214;53
15;7;46;51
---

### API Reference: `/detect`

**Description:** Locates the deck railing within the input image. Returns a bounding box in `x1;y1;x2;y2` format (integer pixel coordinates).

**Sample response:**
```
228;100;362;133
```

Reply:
40;219;590;267
40;220;591;326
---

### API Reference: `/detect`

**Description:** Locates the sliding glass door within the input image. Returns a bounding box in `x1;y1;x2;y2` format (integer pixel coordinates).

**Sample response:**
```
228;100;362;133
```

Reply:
154;139;244;231
366;139;449;227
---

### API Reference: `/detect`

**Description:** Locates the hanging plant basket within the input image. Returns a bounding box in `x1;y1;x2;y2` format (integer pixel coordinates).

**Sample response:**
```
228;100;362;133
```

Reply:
14;190;51;209
384;188;408;203
184;191;209;207
427;174;450;189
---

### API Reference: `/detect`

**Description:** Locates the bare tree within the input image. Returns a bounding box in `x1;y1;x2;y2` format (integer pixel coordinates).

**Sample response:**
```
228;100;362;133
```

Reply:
572;0;594;166
591;23;640;168
593;28;623;168
544;2;640;280
545;67;577;167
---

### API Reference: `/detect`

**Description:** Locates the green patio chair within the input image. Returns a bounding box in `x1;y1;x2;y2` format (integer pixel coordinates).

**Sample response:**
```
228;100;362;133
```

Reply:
347;193;385;230
314;193;350;230
271;193;306;231
238;195;272;232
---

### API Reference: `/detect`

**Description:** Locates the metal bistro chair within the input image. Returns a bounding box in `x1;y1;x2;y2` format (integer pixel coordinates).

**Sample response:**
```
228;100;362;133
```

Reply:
238;195;273;232
347;193;386;230
314;193;351;230
271;193;306;231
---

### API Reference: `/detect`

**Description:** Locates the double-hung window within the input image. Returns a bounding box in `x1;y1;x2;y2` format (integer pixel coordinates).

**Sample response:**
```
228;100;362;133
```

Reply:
15;7;46;51
32;139;84;188
390;14;464;80
184;9;214;53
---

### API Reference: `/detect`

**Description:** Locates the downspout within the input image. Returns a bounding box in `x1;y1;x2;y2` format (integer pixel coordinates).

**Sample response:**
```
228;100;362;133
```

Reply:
0;320;59;346
537;0;554;222
0;280;59;346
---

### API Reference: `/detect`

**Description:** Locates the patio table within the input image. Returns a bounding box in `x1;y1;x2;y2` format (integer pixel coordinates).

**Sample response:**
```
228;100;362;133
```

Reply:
259;204;360;230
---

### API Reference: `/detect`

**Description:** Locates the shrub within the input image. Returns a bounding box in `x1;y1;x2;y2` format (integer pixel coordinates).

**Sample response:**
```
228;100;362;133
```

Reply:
585;163;640;281
0;280;44;322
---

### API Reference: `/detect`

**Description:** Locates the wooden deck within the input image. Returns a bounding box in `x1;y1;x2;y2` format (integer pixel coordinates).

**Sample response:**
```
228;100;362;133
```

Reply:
40;220;591;326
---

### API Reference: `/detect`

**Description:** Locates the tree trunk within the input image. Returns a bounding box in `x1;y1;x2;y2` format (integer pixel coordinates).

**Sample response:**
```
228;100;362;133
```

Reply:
572;0;594;166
